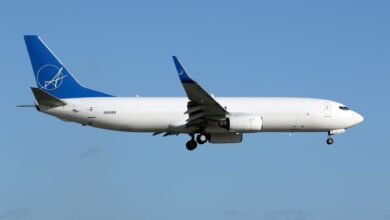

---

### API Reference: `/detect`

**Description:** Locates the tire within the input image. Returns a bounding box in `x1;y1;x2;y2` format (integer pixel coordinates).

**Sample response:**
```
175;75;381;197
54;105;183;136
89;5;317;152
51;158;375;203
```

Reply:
196;134;207;144
186;140;197;151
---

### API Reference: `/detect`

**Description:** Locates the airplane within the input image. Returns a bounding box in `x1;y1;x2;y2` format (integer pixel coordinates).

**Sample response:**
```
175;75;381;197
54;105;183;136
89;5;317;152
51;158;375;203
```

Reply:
21;35;364;151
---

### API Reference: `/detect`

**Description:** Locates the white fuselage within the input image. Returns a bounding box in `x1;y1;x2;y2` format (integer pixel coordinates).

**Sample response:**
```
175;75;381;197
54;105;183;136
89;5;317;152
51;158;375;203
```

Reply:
40;97;364;134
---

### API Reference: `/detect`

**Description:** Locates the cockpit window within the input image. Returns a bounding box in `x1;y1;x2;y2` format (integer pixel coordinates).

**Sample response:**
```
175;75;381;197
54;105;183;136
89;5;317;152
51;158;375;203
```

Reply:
339;106;349;111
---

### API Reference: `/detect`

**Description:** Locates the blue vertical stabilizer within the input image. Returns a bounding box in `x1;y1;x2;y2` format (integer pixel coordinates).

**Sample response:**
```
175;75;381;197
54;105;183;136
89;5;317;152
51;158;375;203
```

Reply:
24;35;112;99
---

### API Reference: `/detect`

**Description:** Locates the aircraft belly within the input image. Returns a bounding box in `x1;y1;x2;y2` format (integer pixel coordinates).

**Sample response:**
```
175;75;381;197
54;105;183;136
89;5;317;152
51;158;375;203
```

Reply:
92;112;187;132
261;115;330;132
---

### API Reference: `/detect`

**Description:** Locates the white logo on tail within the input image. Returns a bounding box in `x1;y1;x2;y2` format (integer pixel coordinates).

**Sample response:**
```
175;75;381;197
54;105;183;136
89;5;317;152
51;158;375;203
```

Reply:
36;64;67;90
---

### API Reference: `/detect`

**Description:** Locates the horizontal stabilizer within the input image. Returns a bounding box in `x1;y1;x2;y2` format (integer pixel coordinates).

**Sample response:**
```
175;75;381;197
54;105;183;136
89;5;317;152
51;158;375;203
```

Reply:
31;87;66;107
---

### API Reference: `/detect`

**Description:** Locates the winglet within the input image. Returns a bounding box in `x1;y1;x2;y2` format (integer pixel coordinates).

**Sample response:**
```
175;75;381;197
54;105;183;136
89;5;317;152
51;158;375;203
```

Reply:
171;56;228;118
172;56;194;83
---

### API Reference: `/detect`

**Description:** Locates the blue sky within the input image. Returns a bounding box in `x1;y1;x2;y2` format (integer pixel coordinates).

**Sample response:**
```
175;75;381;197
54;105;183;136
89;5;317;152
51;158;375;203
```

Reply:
0;0;389;219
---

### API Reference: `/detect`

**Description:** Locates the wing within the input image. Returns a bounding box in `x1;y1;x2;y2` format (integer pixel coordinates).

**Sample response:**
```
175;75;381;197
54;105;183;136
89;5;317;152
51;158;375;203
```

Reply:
172;56;229;129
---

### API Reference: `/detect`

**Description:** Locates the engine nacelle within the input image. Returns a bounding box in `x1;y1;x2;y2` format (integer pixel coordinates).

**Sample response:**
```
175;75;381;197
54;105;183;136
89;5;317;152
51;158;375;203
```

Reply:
220;115;263;132
209;133;243;144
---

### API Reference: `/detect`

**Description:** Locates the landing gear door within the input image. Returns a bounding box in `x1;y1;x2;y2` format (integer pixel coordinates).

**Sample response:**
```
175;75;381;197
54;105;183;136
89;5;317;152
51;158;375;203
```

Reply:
323;102;332;117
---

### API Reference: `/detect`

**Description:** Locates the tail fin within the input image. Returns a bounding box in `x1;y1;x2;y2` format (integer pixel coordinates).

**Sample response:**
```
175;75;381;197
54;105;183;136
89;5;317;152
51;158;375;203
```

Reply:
24;35;112;99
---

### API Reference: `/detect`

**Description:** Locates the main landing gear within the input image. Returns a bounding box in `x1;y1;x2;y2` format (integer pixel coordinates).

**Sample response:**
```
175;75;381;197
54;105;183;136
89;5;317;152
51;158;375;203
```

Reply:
196;134;207;144
186;138;197;151
186;134;208;151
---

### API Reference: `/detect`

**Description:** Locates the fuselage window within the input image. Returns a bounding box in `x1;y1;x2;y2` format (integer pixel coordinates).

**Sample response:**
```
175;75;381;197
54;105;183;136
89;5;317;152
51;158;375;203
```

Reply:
339;106;349;111
103;111;117;114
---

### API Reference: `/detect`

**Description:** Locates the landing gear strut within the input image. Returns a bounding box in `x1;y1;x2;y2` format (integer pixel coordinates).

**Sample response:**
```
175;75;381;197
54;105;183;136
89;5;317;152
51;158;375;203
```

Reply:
327;131;334;145
186;134;197;151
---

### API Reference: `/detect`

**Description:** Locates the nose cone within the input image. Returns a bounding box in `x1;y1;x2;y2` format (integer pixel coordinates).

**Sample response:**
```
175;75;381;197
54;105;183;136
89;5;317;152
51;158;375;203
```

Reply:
352;111;364;125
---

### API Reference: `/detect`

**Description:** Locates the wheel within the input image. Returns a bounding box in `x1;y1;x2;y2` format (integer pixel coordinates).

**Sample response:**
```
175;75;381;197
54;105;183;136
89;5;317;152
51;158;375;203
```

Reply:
186;140;198;151
326;137;334;145
196;134;207;144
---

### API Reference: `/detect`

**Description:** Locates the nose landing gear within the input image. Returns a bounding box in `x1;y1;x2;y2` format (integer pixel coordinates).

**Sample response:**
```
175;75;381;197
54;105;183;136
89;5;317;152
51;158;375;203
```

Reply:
327;131;334;145
326;137;334;145
326;129;346;145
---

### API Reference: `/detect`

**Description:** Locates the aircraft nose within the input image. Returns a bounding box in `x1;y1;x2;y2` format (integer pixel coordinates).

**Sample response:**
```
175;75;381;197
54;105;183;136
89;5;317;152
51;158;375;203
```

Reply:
352;111;364;125
356;113;364;124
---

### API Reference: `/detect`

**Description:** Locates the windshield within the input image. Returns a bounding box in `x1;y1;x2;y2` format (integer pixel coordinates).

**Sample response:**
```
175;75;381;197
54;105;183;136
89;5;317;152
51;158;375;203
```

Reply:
339;106;349;111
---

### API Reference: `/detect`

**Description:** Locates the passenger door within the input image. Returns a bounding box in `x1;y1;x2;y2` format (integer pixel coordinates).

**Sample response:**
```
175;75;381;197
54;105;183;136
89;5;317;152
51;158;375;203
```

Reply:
323;102;332;117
